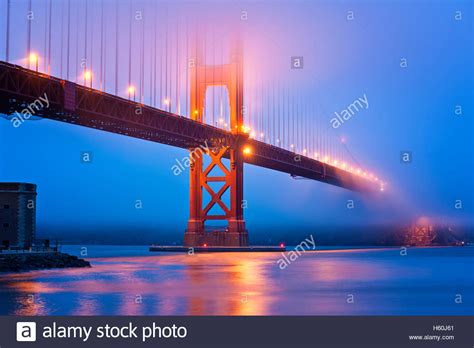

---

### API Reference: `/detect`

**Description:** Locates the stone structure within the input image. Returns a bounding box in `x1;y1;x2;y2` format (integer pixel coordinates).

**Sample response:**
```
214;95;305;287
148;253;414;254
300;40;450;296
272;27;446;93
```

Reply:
0;183;37;248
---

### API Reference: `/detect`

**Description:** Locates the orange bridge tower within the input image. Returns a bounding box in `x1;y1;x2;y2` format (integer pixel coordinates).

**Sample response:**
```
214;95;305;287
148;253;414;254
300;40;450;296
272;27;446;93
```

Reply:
184;40;248;247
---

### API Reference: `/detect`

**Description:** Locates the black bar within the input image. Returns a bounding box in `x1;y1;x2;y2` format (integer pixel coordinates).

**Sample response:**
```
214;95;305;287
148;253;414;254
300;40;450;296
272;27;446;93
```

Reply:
2;316;473;347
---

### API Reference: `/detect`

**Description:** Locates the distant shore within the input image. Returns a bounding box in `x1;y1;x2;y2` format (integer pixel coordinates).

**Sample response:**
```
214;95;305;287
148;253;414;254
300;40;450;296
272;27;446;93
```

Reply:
0;252;90;273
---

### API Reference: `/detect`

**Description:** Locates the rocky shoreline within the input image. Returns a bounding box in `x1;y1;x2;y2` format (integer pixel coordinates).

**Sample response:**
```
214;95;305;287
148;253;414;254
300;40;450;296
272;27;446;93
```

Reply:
0;252;90;273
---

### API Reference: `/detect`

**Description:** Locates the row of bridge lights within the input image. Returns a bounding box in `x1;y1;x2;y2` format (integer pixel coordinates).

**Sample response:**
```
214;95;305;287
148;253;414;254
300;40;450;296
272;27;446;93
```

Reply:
27;53;145;101
240;125;386;191
29;53;94;89
25;53;385;192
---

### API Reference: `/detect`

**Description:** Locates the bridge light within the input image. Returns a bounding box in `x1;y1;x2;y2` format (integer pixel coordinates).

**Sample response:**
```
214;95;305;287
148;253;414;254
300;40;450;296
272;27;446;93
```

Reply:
28;52;39;71
363;172;367;177
333;160;339;166
29;52;38;64
163;98;171;112
290;144;294;148
218;118;224;124
193;110;198;115
356;169;361;174
260;132;264;138
324;156;329;163
243;146;252;155
276;138;280;143
83;70;93;87
280;243;285;248
127;85;136;101
241;125;250;133
341;162;347;169
314;152;319;158
250;131;256;138
203;243;208;247
303;149;307;154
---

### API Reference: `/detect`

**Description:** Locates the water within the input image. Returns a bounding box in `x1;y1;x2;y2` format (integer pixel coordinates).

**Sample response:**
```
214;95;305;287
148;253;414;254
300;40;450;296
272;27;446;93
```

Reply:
0;245;473;315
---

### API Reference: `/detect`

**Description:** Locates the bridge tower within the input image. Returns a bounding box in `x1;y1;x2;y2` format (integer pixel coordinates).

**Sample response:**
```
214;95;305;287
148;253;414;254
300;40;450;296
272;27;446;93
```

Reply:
184;40;248;247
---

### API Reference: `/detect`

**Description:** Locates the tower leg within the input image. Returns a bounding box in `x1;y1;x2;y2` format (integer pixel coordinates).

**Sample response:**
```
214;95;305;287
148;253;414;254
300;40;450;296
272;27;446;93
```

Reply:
184;147;248;247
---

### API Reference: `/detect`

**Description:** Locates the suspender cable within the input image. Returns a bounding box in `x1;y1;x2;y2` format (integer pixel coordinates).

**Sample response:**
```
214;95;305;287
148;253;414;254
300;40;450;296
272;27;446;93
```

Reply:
47;0;52;74
114;2;119;95
5;0;10;62
26;0;32;68
153;2;157;107
43;1;47;71
84;0;88;81
128;1;132;93
176;24;180;115
141;8;144;104
100;0;104;90
185;22;189;116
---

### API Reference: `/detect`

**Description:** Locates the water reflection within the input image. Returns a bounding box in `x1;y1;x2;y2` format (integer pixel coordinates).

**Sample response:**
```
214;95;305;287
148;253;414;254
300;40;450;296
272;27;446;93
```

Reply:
0;247;472;315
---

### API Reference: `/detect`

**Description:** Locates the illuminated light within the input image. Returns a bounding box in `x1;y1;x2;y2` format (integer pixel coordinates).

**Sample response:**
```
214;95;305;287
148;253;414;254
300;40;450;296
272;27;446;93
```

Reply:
243;146;252;155
341;162;347;169
250;131;256;138
193;110;198;115
127;85;136;94
163;98;170;105
203;243;208;247
260;132;264;138
303;149;307;154
290;144;294;148
324;156;330;163
340;136;346;143
218;118;224;124
380;186;385;192
375;177;379;181
280;243;285;248
224;123;228;127
83;70;92;80
29;52;38;65
356;169;361;174
363;172;367;177
349;166;354;172
241;125;251;133
276;139;280;143
333;160;339;166
314;152;319;158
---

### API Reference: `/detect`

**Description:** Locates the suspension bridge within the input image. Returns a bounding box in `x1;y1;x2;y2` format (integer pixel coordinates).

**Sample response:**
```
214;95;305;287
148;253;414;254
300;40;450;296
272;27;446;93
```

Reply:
0;0;385;247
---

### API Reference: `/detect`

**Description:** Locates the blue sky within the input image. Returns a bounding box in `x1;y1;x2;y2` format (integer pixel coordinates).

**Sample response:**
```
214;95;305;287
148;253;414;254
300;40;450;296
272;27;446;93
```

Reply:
0;0;472;240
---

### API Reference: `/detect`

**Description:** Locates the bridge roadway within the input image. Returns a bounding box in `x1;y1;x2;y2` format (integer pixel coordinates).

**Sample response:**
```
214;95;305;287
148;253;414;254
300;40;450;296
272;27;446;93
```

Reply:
0;61;376;193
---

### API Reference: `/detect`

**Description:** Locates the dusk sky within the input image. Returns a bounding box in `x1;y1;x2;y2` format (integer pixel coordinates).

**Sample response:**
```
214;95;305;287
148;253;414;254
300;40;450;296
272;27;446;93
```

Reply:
0;0;472;240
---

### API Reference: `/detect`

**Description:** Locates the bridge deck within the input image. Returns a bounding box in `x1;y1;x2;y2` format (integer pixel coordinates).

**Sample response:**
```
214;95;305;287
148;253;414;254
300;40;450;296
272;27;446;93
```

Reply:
0;61;377;193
